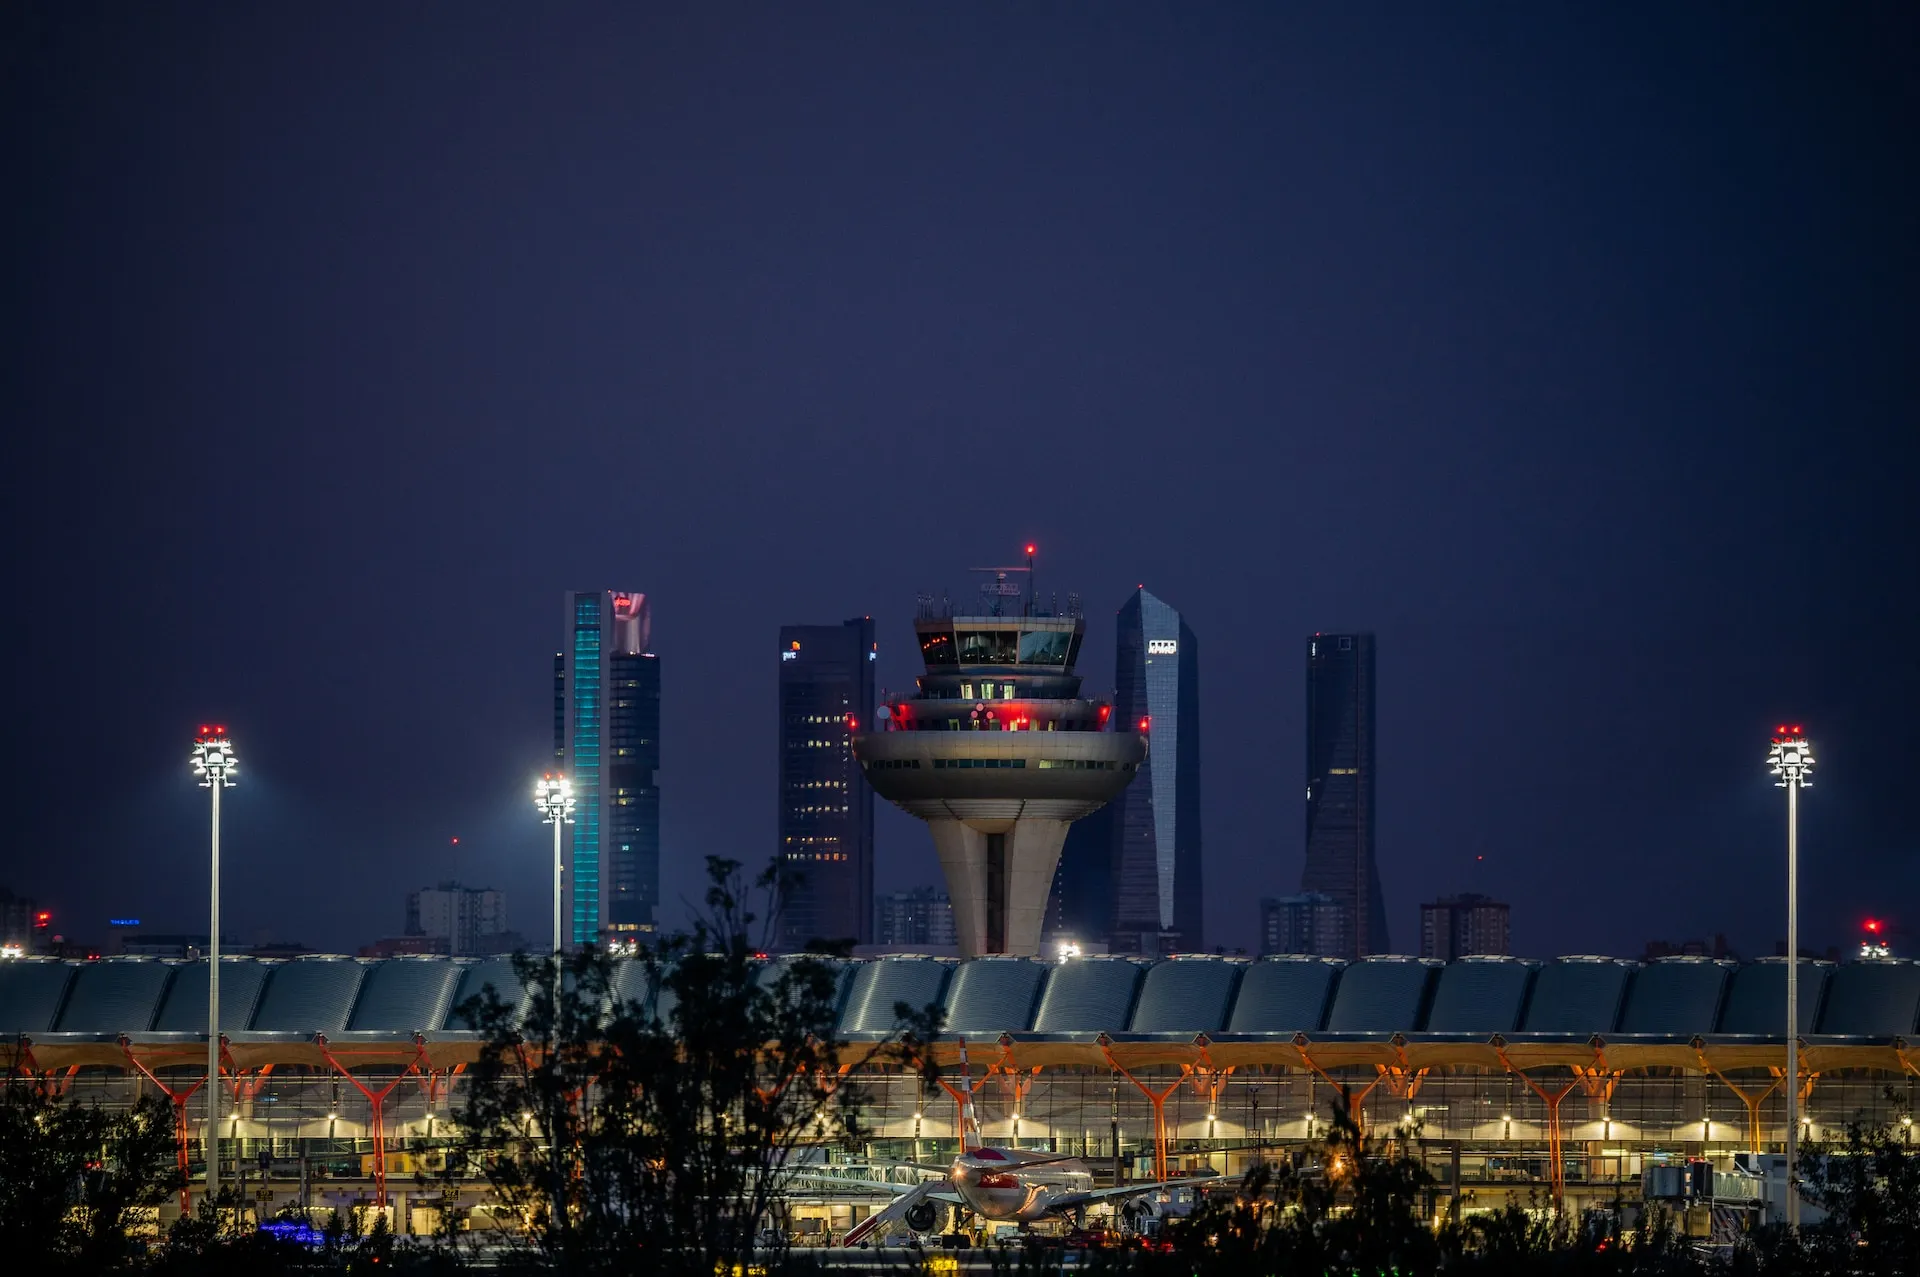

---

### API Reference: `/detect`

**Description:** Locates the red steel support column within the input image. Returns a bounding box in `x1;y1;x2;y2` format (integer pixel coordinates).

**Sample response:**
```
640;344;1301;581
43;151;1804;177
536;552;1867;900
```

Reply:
315;1034;429;1208
120;1038;209;1214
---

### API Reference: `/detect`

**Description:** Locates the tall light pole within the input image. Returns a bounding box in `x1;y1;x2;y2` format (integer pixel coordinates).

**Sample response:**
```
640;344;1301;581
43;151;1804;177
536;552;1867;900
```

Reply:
1768;725;1813;1228
191;725;236;1205
535;775;575;955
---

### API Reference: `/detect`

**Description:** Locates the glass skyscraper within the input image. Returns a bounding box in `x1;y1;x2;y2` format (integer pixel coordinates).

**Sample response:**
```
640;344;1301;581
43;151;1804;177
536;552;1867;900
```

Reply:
775;618;876;950
1300;632;1388;958
555;591;660;947
1108;588;1202;951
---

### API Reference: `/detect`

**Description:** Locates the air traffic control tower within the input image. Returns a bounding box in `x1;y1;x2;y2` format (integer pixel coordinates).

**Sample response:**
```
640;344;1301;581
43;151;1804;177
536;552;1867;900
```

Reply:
854;552;1147;957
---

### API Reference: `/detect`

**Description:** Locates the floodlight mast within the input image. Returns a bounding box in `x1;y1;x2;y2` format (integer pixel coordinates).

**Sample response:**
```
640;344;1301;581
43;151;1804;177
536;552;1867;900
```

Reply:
191;727;236;1205
535;775;576;955
1768;726;1813;1229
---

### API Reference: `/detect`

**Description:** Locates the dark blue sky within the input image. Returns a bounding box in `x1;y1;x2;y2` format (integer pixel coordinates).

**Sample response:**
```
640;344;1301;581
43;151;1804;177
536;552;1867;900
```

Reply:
7;4;1915;958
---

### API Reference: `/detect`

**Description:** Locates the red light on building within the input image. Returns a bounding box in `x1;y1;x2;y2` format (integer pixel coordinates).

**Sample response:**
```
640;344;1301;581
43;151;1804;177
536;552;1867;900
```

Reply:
1025;544;1036;556
846;716;858;731
35;912;50;927
1139;716;1151;732
1866;919;1883;933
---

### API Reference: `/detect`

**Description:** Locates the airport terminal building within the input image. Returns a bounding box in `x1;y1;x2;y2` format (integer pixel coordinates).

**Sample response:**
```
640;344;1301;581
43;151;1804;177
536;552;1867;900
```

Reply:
5;949;1919;1228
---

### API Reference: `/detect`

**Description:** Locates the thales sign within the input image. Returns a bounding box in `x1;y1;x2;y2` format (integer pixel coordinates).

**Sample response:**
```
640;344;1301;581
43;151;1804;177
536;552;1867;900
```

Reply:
1147;638;1178;655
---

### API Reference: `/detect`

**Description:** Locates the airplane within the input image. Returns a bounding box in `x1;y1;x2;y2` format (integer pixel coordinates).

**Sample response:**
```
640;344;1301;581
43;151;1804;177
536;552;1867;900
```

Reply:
817;1041;1220;1247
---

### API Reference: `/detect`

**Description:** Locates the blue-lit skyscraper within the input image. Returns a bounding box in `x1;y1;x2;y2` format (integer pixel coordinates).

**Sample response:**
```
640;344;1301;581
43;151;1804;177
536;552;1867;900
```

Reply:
555;591;660;946
1107;587;1202;952
1301;632;1387;958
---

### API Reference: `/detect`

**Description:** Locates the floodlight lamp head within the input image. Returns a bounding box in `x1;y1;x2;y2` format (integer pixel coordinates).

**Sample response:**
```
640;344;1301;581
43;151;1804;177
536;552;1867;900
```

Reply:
535;774;577;823
191;732;237;788
1767;733;1814;788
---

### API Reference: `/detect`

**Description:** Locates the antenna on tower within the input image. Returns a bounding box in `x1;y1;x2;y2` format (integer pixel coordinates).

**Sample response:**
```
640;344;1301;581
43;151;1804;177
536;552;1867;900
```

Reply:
1067;591;1082;619
1025;542;1037;618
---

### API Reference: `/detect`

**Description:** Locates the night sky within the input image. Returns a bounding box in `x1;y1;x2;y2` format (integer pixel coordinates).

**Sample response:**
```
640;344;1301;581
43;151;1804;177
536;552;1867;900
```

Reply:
7;5;1916;960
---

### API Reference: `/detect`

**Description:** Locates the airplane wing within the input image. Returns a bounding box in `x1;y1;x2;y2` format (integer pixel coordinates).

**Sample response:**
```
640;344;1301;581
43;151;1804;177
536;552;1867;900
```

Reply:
1045;1175;1221;1212
781;1168;964;1201
840;1181;946;1247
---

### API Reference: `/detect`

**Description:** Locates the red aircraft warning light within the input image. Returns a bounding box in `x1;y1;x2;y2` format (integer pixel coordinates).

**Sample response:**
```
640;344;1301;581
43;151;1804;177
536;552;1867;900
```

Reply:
1025;543;1036;556
1139;716;1151;732
1866;919;1883;934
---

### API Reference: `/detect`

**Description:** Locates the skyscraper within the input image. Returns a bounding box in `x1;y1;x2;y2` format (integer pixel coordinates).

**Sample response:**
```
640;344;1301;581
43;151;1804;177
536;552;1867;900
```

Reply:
1301;633;1388;957
1107;588;1202;952
555;591;660;947
776;618;876;950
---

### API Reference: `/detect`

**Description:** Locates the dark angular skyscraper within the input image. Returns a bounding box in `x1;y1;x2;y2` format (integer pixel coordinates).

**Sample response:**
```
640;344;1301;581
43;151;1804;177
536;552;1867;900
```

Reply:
1301;632;1388;958
775;618;876;950
1107;588;1202;952
555;591;660;946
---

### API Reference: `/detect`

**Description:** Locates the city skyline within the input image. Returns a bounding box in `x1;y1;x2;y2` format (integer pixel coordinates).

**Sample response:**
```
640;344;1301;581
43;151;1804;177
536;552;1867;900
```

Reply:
11;6;1914;962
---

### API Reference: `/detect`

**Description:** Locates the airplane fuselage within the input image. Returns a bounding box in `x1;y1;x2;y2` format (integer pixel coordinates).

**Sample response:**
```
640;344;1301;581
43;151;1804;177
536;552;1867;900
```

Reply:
949;1148;1093;1223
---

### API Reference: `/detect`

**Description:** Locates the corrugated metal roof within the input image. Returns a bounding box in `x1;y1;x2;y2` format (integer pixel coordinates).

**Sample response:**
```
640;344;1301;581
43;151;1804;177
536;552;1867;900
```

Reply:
443;958;528;1030
941;958;1044;1034
1129;958;1244;1034
1717;958;1826;1036
1816;960;1920;1036
346;958;463;1033
1225;957;1340;1035
1324;957;1438;1034
756;956;854;1023
839;958;951;1036
0;959;76;1034
248;958;366;1034
152;958;271;1033
1520;957;1634;1036
53;958;173;1033
1423;957;1534;1034
1032;958;1144;1033
1617;958;1731;1036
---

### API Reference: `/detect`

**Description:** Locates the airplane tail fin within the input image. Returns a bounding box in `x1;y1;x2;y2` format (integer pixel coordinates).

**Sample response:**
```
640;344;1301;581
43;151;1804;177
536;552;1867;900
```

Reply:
957;1038;981;1152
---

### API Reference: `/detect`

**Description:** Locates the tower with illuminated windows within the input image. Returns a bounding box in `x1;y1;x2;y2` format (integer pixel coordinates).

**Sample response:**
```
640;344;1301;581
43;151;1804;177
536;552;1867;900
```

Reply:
853;553;1146;958
775;618;876;951
1301;632;1388;958
555;591;660;947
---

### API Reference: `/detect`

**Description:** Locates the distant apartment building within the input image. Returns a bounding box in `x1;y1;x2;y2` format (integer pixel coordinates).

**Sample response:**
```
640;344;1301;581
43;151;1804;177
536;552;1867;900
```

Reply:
874;887;957;951
0;888;44;954
1419;893;1511;960
407;881;510;956
1259;892;1349;957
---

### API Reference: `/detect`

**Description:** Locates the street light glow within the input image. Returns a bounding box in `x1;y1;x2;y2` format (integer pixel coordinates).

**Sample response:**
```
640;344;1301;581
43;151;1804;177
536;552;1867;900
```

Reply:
192;730;237;787
535;774;576;823
1768;732;1814;788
